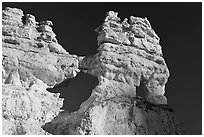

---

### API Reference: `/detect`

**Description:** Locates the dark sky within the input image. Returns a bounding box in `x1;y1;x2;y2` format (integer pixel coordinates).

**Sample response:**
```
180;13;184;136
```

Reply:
2;2;202;135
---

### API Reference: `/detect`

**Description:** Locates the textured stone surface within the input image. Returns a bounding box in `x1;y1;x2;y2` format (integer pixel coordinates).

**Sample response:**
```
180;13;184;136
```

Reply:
2;8;184;135
2;7;80;87
80;11;169;106
2;84;63;135
43;11;184;135
43;97;185;135
79;97;184;135
2;7;80;135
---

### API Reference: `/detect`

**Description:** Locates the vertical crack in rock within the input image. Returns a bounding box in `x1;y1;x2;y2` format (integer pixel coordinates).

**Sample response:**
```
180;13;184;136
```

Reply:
2;7;185;135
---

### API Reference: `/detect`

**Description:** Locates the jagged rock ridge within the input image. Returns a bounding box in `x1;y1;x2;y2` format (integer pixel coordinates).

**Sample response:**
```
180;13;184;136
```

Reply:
2;8;185;135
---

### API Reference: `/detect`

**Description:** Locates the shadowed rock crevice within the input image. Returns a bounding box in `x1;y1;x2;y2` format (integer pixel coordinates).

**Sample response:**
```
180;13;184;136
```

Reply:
136;83;146;99
47;71;98;113
21;15;26;24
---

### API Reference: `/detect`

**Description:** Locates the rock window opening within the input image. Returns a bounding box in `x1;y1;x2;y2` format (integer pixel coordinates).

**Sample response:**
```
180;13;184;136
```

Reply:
21;15;26;24
47;71;98;113
136;83;146;99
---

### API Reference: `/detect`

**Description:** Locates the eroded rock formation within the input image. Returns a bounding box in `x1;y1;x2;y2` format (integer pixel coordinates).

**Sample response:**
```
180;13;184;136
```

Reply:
80;11;169;106
2;7;80;135
2;7;184;135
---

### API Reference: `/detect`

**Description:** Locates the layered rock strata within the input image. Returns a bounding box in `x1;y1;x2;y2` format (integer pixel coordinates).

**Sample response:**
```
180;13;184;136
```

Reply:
2;7;80;134
43;11;184;135
2;8;184;135
79;11;169;113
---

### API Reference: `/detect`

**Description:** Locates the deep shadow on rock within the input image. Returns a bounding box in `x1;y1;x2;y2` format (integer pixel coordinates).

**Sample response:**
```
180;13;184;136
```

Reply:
47;71;98;112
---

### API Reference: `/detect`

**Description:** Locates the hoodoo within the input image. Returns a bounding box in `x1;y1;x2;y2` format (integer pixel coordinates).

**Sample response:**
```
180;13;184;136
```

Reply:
2;7;185;135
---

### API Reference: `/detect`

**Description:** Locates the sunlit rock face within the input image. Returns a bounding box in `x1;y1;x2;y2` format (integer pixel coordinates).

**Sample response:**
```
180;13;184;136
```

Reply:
43;97;185;135
80;11;169;107
78;97;184;135
2;7;184;135
43;11;184;135
2;7;80;135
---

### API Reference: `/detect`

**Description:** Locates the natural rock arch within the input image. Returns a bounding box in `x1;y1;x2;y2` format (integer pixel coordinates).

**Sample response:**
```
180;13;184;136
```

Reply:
47;71;98;112
2;7;184;135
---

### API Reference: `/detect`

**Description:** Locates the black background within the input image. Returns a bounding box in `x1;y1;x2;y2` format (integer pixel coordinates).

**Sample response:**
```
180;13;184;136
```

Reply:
2;2;202;134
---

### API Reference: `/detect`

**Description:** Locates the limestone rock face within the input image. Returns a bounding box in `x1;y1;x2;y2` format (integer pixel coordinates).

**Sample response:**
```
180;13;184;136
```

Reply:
2;8;184;135
2;7;80;134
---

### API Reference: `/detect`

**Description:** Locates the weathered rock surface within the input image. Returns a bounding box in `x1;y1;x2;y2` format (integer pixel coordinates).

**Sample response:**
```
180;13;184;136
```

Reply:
2;84;63;135
2;8;184;135
43;11;184;135
80;11;169;106
43;97;185;135
2;7;80;135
